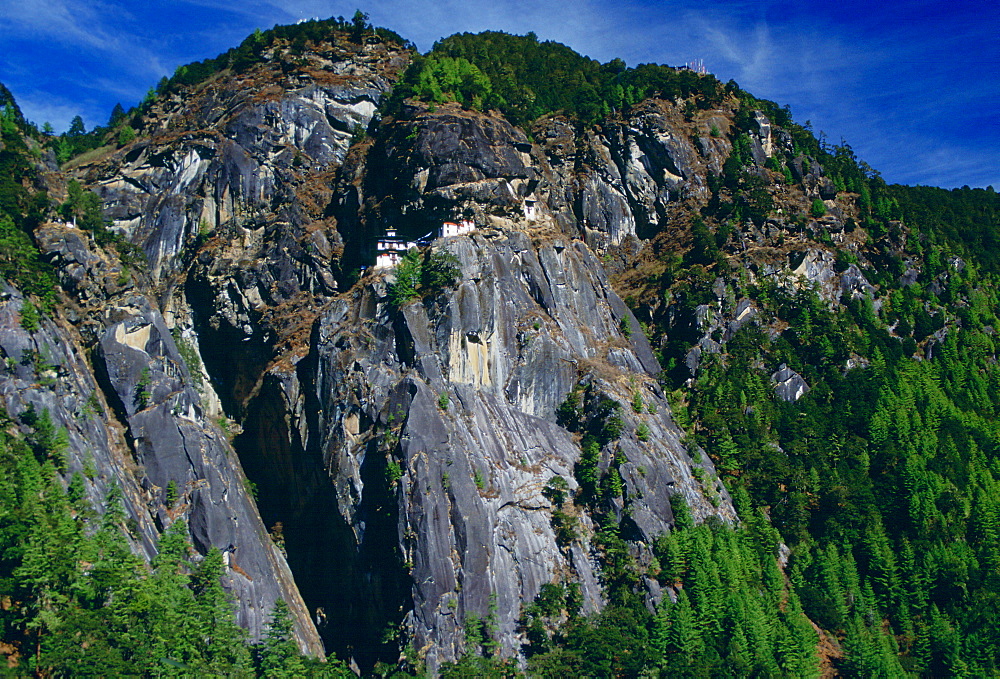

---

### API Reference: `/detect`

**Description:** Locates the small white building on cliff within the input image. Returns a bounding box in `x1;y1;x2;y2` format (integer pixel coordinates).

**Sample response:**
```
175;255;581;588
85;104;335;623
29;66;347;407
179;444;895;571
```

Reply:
439;220;475;238
374;228;418;269
374;220;477;269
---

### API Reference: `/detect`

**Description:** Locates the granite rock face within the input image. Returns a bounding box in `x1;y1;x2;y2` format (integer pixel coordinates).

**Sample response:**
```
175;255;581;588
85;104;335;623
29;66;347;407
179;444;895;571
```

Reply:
43;44;789;672
26;41;416;657
96;296;321;648
83;51;403;282
0;285;155;558
306;232;733;670
771;363;811;402
337;98;734;261
533;100;733;249
0;283;322;654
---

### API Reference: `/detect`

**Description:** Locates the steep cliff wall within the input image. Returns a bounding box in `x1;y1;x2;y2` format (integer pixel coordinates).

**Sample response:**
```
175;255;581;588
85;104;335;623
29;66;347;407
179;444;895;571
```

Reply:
209;97;742;669
302;231;733;668
17;37;413;657
44;40;809;671
4;224;325;655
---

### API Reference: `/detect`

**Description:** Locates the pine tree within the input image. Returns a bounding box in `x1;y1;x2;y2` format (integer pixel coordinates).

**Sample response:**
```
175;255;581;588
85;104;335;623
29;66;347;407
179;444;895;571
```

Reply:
190;548;251;671
256;599;307;677
659;589;704;673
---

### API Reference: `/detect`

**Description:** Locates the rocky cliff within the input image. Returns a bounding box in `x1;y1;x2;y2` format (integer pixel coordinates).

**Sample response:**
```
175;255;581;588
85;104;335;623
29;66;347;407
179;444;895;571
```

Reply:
10;33;412;657
8;27;880;673
219;92;742;668
6;222;325;655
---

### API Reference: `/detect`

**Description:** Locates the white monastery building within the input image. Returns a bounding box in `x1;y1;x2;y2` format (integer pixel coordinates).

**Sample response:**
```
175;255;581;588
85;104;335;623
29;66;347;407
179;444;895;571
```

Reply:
374;220;478;270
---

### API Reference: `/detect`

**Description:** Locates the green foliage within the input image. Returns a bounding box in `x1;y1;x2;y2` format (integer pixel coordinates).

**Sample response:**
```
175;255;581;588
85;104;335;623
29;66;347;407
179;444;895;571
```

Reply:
555;386;582;430
61;179;106;235
636;422;650;442
388;248;463;307
546;475;579;546
834;248;858;272
0;402;333;675
619;316;633;338
596;396;625;444
165;480;179;508
388;248;422;306
51;115;106;164
542;476;569;506
646;229;1000;673
350;9;370;44
390;31;725;126
0;112;59;309
574;436;601;502
67;116;85;136
108;103;126;127
0;214;55;311
422;249;462;290
255;599;307;677
712;134;776;227
19;299;39;332
643;498;820;676
59;178;144;274
890;184;1000;274
117;125;136;146
557;384;631;508
440;653;519;678
406;55;493;109
349;122;367;145
171;327;204;389
685;215;719;266
135;366;152;408
386;457;403;488
611;92;1000;671
0;95;25;130
21;405;69;470
810;198;827;217
438;391;450;410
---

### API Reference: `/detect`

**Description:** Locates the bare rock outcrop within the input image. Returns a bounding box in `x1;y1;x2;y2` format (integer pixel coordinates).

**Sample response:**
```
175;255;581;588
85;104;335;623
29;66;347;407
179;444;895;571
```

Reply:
308;232;733;670
48;44;763;671
0;284;322;654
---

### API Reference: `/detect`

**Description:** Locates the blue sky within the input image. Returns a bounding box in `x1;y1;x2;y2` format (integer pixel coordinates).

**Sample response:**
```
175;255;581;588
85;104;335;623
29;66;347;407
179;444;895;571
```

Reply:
1;0;997;188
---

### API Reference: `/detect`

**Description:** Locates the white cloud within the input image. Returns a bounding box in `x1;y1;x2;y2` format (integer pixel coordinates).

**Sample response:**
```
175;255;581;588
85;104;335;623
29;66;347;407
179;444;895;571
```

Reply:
1;0;115;50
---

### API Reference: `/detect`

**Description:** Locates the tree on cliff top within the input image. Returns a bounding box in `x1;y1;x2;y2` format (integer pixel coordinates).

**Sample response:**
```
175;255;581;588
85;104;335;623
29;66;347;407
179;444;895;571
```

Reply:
350;9;370;43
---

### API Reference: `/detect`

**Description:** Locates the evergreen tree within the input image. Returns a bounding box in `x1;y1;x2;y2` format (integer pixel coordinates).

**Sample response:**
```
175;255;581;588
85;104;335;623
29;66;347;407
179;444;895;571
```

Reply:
256;599;307;677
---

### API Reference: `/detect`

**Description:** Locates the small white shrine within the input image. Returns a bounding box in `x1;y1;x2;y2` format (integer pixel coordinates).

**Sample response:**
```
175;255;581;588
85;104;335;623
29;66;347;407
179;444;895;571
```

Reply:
439;220;475;238
374;227;418;269
522;194;540;221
